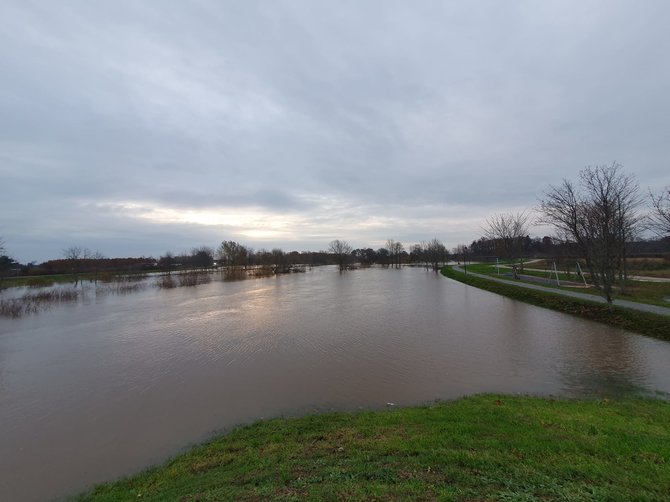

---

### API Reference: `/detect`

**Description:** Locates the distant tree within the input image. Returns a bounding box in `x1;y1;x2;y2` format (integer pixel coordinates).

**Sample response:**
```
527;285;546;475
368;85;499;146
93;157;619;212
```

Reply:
385;240;396;268
424;238;447;271
469;237;496;257
287;250;301;266
385;239;405;269
352;248;377;266
482;211;530;269
87;249;105;283
271;248;286;273
409;243;425;267
191;246;214;269
376;247;389;266
63;245;84;264
159;251;176;273
328;239;353;271
539;163;642;305
454;244;470;273
255;248;273;268
218;241;248;268
0;238;12;288
648;187;670;237
63;245;88;286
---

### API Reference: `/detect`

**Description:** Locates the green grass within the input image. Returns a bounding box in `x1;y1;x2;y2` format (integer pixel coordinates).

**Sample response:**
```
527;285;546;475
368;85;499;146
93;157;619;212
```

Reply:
442;266;670;341
75;394;670;501
461;263;670;308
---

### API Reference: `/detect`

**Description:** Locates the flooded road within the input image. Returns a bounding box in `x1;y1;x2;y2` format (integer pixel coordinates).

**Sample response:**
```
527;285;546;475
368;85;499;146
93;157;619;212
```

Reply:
1;266;669;500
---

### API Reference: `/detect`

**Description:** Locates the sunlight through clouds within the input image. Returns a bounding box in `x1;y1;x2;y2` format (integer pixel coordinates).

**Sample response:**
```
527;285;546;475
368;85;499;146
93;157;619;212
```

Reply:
1;1;669;261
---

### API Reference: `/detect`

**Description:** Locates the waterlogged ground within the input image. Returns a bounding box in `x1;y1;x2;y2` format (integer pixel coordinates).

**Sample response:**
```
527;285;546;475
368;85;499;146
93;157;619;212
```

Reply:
1;266;670;500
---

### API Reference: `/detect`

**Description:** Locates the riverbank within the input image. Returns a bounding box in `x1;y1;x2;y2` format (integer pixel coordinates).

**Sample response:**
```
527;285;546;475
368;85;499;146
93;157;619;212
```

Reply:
77;394;669;501
441;266;670;341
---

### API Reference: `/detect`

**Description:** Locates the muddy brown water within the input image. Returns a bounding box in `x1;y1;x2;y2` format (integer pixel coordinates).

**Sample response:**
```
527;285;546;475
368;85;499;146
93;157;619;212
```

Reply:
1;266;669;501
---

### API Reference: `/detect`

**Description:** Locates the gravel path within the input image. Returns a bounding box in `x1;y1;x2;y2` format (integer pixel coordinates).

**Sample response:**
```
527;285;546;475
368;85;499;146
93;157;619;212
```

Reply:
452;266;670;317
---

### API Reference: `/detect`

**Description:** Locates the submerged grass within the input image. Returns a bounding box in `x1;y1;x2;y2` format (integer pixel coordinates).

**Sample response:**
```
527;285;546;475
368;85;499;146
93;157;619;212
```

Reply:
442;266;670;341
0;289;79;318
76;394;670;501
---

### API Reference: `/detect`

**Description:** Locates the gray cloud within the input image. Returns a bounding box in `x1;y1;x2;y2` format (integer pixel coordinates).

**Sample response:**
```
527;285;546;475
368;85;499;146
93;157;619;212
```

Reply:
1;0;669;262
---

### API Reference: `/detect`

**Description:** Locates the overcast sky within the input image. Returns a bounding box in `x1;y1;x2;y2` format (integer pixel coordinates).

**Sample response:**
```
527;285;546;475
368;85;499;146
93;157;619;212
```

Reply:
1;0;669;262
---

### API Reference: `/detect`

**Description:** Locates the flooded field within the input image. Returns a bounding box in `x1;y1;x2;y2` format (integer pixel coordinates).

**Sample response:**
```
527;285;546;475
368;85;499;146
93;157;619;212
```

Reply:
1;266;669;500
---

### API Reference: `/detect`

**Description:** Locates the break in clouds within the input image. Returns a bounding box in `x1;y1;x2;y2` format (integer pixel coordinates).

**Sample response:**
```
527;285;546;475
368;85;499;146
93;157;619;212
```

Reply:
1;0;669;262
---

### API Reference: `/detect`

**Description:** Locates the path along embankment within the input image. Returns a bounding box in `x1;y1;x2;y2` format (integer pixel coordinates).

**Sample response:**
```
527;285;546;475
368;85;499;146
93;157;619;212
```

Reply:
442;266;670;340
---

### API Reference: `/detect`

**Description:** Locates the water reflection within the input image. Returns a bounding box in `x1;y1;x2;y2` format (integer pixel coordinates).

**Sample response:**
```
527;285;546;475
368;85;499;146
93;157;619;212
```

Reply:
0;266;669;501
558;325;650;396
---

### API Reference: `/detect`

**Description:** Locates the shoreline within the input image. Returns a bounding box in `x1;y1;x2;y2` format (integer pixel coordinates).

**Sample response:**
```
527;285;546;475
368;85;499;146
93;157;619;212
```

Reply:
76;394;670;501
441;266;670;341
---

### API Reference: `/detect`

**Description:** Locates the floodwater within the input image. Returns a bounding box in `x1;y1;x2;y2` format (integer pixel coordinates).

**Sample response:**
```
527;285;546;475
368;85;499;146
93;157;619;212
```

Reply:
1;266;669;501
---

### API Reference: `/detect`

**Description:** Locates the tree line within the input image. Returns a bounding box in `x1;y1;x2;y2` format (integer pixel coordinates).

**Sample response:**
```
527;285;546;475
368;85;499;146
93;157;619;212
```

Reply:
0;237;450;281
2;164;668;295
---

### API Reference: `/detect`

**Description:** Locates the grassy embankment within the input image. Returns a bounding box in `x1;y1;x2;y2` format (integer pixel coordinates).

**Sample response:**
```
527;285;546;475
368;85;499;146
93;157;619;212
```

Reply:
77;395;669;501
442;266;670;341
470;261;670;308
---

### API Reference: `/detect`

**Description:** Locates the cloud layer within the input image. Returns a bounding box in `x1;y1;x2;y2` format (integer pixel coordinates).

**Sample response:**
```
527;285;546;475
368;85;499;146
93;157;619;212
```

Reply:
2;1;669;261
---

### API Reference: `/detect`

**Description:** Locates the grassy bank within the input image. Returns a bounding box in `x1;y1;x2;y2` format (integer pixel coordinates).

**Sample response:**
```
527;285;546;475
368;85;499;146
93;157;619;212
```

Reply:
442;266;670;341
464;262;670;308
77;395;669;501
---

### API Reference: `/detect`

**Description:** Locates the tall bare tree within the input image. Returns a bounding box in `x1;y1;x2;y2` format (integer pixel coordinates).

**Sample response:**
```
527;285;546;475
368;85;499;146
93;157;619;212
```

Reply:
424;238;446;271
482;211;530;270
328;239;353;271
648;187;670;237
385;239;404;269
539;163;641;305
218;241;248;268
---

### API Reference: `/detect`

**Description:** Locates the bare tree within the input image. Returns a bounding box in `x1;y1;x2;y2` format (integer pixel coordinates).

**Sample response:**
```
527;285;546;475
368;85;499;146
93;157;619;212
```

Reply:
539;163;641;305
482;211;530;270
648;187;670;237
424;238;446;271
329;239;353;271
218;241;248;268
385;239;396;268
385;239;404;268
394;241;404;268
271;248;286;273
63;245;84;263
63;245;86;286
454;244;470;273
191;246;214;269
410;243;427;269
0;237;5;256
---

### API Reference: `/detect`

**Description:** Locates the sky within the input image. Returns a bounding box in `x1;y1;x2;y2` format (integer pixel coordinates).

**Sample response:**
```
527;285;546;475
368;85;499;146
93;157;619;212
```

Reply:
1;0;669;263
